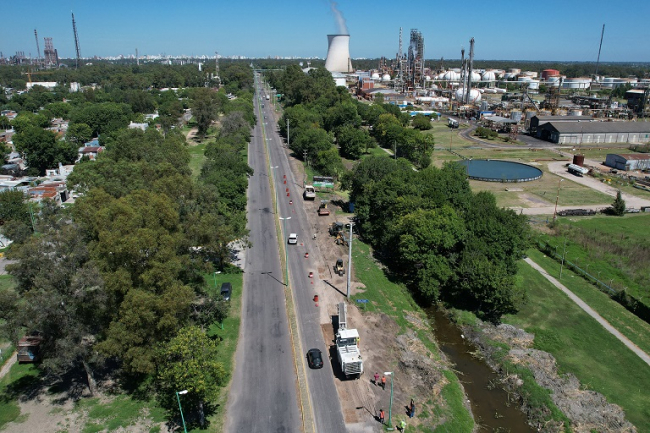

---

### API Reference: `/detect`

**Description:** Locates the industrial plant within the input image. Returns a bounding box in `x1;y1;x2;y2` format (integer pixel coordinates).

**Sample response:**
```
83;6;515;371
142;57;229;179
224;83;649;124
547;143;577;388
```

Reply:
322;25;650;146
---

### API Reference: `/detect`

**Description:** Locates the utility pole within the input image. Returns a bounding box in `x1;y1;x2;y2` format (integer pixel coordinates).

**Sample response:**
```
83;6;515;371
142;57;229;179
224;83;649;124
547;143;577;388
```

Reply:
287;119;290;148
552;179;563;222
346;221;353;299
559;237;568;279
303;150;307;187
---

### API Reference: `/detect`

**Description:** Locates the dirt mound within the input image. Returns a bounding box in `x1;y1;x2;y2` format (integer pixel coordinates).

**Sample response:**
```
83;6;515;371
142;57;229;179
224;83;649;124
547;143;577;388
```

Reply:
466;321;635;433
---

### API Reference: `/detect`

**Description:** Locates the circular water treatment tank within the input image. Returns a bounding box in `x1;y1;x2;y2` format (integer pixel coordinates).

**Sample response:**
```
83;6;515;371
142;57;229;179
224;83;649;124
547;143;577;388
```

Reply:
457;160;543;182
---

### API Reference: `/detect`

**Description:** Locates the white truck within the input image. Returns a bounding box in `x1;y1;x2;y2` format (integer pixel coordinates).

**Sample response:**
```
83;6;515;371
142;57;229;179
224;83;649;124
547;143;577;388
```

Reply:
336;303;363;378
303;185;316;200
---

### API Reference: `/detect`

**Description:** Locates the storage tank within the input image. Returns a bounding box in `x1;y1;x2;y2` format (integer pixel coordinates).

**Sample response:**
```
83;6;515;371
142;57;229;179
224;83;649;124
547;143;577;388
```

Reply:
528;80;540;90
509;68;521;74
382;74;391;81
470;72;481;82
371;72;380;80
573;154;585;166
494;88;506;94
454;88;481;103
443;70;461;81
482;71;496;82
425;75;431;81
562;78;591;89
510;110;522;122
518;76;532;83
484;88;497;94
568;109;583;116
546;76;560;87
542;69;560;79
523;71;538;78
504;72;518;80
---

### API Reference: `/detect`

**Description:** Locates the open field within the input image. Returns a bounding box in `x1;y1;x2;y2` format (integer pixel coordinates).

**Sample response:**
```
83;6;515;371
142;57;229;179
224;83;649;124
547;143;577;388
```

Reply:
504;258;650;431
525;249;650;355
536;213;650;305
187;142;207;179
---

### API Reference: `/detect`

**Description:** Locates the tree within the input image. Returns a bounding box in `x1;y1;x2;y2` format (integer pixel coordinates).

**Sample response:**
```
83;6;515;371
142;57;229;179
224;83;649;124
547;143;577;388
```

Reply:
191;88;220;138
337;125;373;160
66;123;93;145
13;126;77;175
412;114;432;131
6;220;109;395
76;189;195;374
158;326;226;427
611;190;626;216
0;190;30;226
69;102;132;137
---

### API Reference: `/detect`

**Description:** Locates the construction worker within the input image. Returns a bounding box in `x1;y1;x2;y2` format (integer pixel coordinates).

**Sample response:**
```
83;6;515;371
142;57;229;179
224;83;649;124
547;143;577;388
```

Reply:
381;375;386;390
410;399;415;418
373;372;379;385
400;419;407;432
379;409;385;424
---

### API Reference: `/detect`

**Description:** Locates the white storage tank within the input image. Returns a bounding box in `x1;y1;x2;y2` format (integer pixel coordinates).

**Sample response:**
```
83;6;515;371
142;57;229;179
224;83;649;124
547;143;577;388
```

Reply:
528;80;540;90
382;74;391;82
547;76;560;87
495;88;506;94
371;72;380;80
482;71;496;82
454;88;481;103
443;70;461;81
562;78;591;89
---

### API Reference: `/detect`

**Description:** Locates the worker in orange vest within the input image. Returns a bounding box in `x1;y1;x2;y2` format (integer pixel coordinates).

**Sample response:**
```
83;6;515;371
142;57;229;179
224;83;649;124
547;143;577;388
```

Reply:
379;409;385;424
381;375;386;390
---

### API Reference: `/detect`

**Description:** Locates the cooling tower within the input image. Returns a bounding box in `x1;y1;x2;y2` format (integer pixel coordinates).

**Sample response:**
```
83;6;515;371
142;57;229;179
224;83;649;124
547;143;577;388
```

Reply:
325;34;353;73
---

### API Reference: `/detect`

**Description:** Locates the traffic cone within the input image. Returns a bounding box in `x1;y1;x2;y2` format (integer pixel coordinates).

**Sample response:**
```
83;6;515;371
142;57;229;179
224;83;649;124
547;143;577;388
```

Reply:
308;272;313;278
305;252;309;259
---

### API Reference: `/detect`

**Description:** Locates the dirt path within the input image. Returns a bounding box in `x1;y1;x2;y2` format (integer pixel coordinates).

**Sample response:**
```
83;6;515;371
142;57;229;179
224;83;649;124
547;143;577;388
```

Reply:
0;351;17;380
524;257;650;367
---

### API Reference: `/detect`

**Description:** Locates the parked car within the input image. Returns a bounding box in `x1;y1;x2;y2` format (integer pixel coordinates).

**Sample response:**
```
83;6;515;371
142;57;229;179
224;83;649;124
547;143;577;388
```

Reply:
307;348;323;369
288;233;297;244
220;282;232;301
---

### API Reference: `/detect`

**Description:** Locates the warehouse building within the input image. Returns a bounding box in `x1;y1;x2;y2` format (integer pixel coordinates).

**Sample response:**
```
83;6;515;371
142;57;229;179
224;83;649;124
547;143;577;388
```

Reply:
605;154;650;171
537;121;650;144
528;115;594;135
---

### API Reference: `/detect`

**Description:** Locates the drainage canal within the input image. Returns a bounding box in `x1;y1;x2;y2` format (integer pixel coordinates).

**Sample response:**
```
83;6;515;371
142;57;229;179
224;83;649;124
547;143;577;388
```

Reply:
429;308;535;432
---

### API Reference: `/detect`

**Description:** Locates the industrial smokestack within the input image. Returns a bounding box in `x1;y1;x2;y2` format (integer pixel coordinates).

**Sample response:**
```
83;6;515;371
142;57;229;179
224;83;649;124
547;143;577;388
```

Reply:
466;38;475;104
325;34;352;73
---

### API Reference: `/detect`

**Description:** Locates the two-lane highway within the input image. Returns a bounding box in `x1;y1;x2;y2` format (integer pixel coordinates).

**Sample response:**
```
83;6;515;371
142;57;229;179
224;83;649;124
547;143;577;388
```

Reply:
226;74;301;433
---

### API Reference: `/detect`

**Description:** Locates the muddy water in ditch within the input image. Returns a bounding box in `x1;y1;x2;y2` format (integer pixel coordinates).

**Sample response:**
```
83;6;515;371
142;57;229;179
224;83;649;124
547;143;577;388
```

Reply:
429;308;535;432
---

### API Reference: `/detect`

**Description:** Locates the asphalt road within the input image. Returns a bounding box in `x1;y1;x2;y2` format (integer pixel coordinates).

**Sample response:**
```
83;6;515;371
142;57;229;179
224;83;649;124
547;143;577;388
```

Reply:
260;83;347;432
225;75;301;433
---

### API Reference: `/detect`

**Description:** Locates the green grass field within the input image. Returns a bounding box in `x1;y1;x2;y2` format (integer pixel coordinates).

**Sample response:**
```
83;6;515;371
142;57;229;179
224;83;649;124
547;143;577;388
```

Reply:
537;213;650;304
187;142;207;179
205;271;243;432
503;259;650;430
525;249;650;355
351;241;474;432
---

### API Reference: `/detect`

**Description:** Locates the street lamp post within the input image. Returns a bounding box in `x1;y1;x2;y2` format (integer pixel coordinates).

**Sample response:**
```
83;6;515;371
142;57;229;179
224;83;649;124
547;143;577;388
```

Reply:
553;178;564;222
213;271;221;288
346;221;353;299
176;390;188;433
384;371;394;428
279;216;291;285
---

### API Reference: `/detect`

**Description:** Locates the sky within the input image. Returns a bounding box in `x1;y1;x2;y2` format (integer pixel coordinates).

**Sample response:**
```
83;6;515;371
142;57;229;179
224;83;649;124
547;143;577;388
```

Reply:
2;0;649;62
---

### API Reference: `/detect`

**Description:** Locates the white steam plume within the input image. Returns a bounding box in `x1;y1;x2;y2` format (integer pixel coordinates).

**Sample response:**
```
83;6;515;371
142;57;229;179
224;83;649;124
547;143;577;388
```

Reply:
329;1;348;35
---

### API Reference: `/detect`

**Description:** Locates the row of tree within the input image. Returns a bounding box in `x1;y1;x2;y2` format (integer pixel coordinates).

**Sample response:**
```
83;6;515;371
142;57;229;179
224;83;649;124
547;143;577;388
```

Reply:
346;157;531;321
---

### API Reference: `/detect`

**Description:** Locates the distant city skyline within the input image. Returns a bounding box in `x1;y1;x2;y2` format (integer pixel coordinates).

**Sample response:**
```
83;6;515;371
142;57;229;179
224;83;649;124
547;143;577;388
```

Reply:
2;0;649;63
